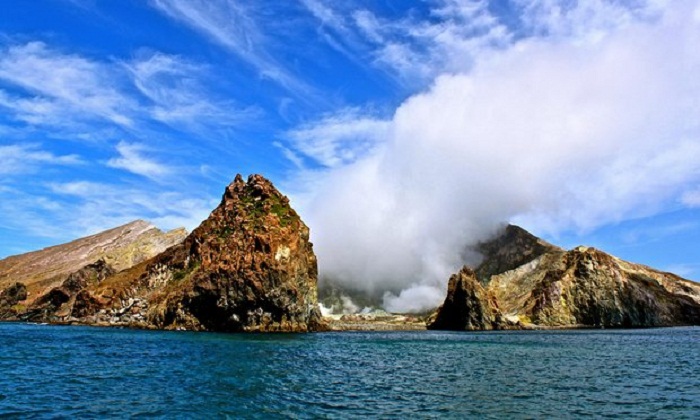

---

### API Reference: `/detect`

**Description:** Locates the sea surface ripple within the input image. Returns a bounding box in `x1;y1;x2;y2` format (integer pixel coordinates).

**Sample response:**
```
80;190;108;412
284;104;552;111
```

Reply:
1;323;699;418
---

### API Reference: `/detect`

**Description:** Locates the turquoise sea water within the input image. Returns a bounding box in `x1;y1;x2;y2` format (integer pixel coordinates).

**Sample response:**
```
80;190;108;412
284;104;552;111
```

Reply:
0;323;699;418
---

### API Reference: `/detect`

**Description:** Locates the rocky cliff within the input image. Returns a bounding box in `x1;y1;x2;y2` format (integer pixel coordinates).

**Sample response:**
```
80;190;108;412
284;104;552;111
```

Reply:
6;174;323;332
0;220;187;305
429;225;700;330
427;267;505;331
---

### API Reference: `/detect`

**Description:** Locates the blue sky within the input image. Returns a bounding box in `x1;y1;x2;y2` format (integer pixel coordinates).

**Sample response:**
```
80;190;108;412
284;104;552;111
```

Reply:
1;0;700;310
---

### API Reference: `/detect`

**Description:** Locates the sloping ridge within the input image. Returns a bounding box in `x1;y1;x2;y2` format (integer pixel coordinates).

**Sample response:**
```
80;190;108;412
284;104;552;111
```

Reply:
429;225;700;330
0;220;187;304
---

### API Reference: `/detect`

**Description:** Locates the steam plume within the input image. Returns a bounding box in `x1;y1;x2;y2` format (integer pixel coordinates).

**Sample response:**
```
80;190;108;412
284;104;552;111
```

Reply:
289;1;700;312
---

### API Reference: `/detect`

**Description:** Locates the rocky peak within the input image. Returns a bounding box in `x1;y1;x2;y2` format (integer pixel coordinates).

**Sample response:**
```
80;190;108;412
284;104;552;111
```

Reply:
184;174;305;269
475;224;562;282
2;174;323;332
72;173;324;332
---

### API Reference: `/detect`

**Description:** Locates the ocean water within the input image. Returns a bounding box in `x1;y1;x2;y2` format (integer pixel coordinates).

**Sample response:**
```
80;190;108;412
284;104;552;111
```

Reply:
0;323;699;418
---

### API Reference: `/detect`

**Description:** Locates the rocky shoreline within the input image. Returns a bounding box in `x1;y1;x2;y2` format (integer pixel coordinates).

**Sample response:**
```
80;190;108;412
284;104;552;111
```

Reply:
2;175;700;333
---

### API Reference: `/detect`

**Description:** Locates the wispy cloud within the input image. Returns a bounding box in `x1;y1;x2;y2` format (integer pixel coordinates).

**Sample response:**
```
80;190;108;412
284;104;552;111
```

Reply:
106;141;172;180
47;180;215;235
0;41;255;140
663;263;700;280
0;143;82;175
0;42;135;127
0;167;216;254
0;178;213;246
126;52;258;130
299;0;511;86
299;0;368;62
514;0;666;40
681;189;700;207
150;0;313;96
286;108;390;168
620;221;700;246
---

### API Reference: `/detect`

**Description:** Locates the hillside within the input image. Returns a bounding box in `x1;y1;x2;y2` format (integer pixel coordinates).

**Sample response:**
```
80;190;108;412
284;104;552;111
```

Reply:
0;220;187;305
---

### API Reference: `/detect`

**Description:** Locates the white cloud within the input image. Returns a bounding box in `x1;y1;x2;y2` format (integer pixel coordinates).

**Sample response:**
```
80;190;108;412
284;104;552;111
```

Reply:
286;109;391;168
682;189;700;207
288;0;700;312
151;0;311;95
45;180;215;236
0;143;82;175
126;52;256;129
0;42;134;127
383;285;447;314
106;141;172;180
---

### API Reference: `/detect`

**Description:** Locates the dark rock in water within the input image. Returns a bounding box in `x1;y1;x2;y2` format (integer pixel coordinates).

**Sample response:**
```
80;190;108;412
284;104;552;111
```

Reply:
427;267;503;331
15;174;324;332
0;282;28;319
430;225;700;330
23;288;71;322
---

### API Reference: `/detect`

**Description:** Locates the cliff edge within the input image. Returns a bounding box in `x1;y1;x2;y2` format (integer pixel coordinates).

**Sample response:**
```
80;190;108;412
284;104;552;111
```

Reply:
429;225;700;330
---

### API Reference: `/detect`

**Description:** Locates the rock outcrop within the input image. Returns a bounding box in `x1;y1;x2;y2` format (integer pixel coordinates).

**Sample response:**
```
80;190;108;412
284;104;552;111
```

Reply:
429;225;700;330
0;282;28;319
427;267;505;330
11;174;324;332
142;173;323;332
0;220;187;305
21;259;116;323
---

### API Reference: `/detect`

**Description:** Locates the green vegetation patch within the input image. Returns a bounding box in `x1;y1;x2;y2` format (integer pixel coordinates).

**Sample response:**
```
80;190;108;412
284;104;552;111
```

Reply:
172;261;201;282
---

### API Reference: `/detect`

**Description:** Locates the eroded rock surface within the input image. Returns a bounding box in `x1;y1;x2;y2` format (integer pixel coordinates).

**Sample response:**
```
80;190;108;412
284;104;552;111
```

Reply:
0;282;28;319
428;267;505;330
10;174;323;332
429;225;700;330
143;174;324;332
0;220;187;305
22;259;116;323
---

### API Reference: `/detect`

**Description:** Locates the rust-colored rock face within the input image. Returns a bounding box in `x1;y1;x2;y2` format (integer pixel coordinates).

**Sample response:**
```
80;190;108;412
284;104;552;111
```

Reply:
429;225;700;330
9;174;323;332
147;173;323;332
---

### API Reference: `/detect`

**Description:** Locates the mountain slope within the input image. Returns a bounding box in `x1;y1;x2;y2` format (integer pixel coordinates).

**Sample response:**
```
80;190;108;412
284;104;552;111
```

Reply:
429;225;700;329
0;220;187;304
